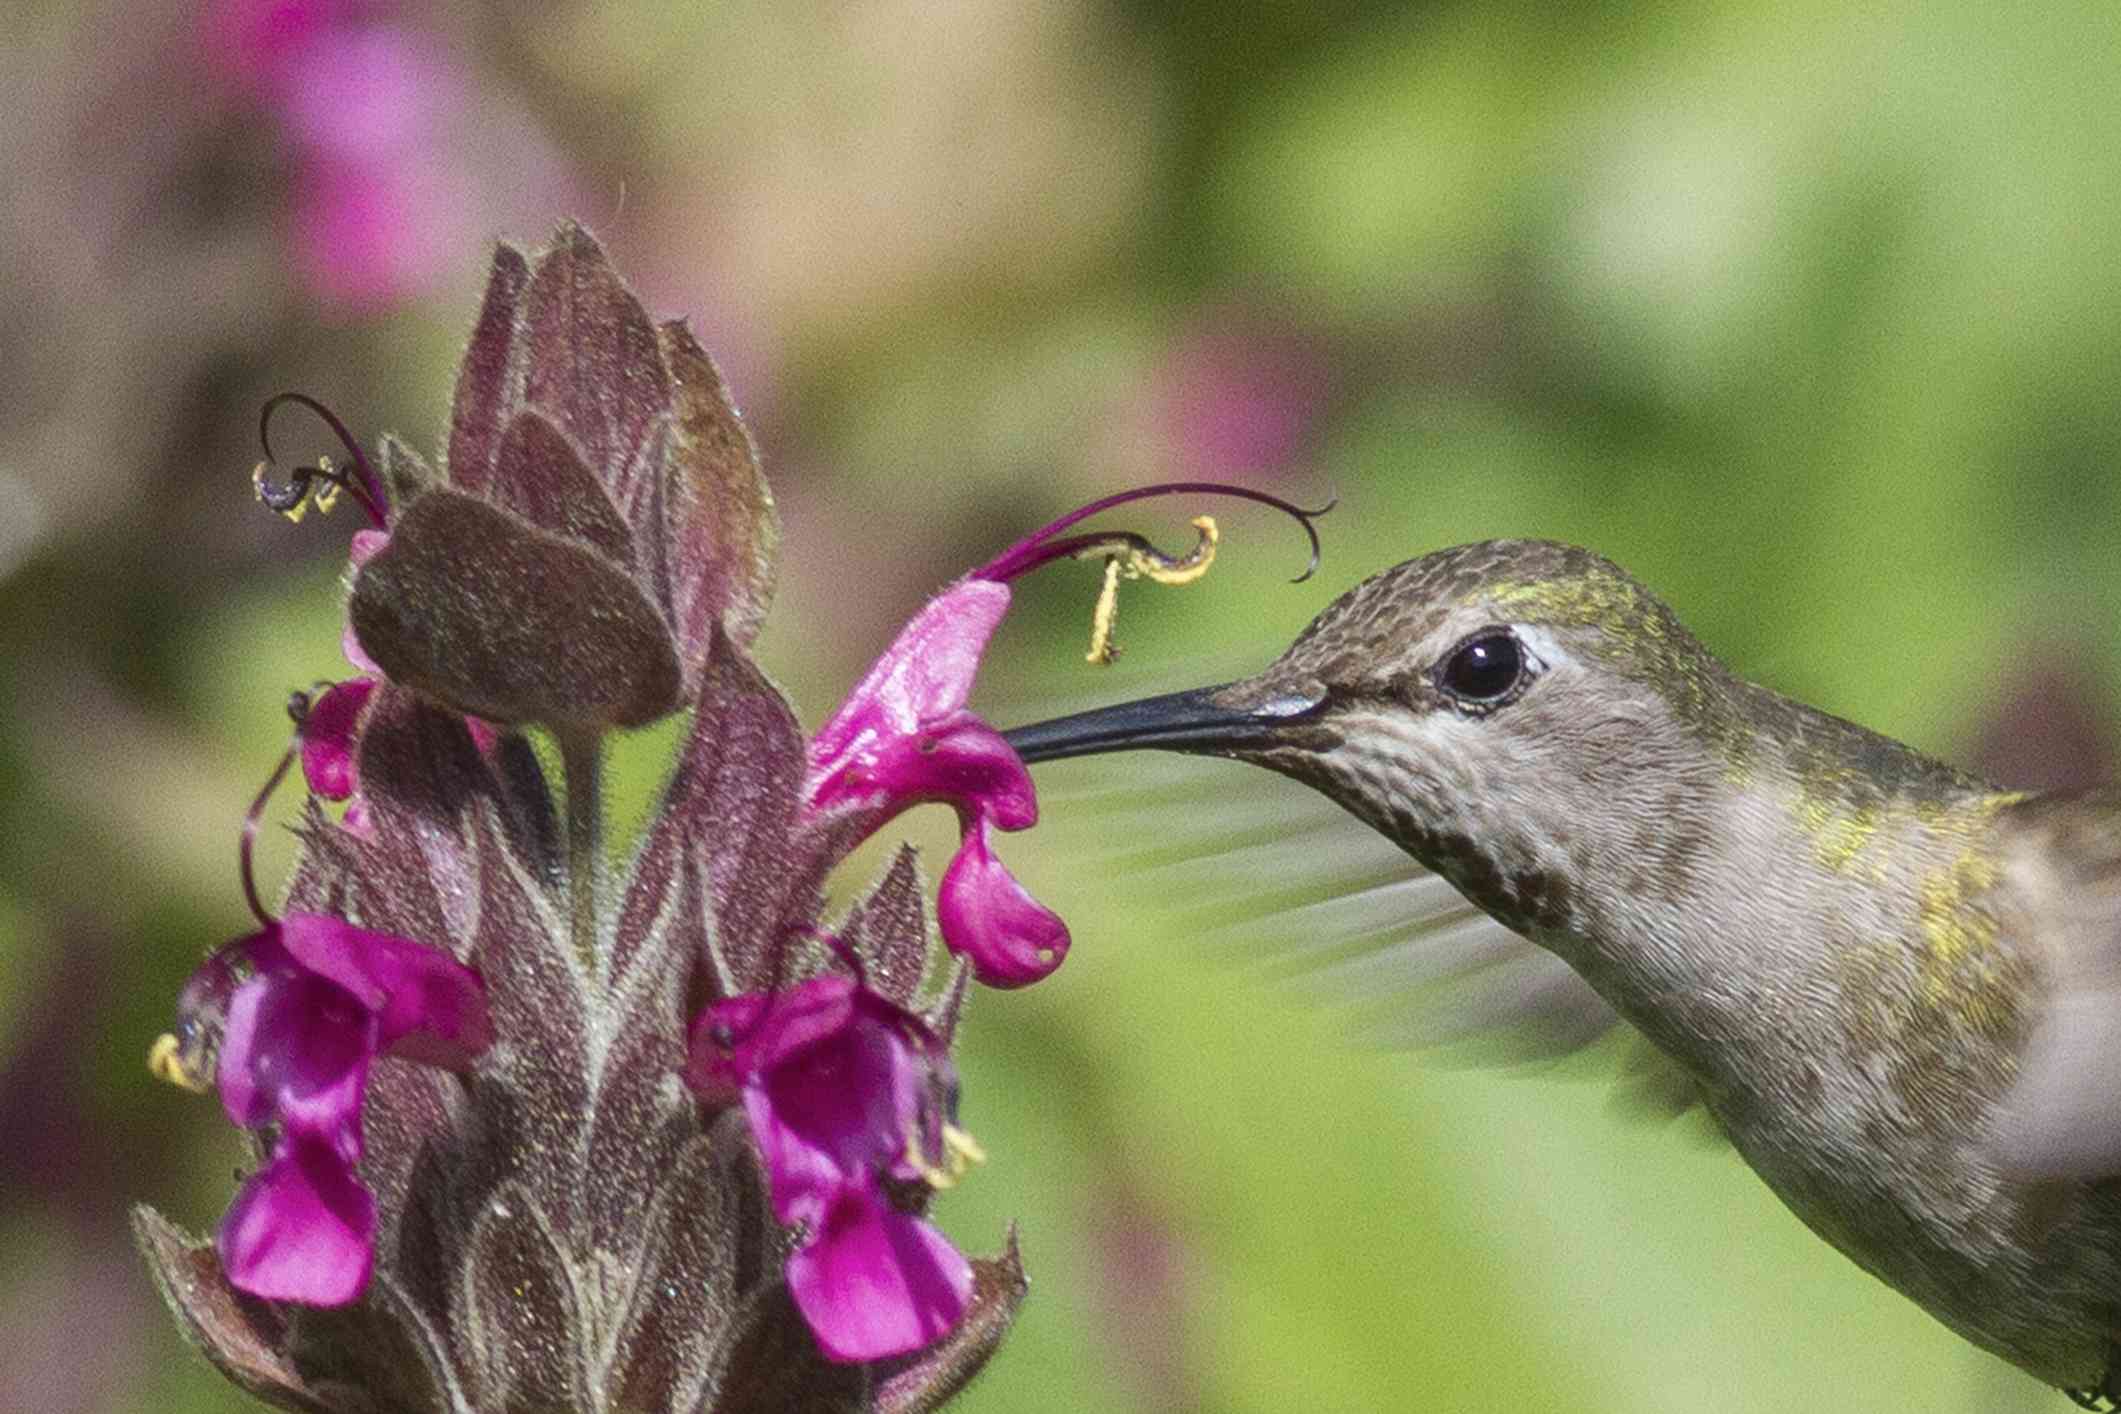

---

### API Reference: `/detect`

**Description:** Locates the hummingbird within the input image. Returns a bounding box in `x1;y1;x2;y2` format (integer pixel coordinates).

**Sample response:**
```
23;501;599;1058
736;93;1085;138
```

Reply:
1000;538;2121;1404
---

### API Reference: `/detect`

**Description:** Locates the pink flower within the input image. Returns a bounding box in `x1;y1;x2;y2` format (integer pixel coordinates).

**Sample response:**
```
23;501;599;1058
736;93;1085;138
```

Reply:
684;975;973;1362
686;483;1324;1361
164;913;490;1305
805;580;1064;987
804;483;1326;989
1152;318;1333;481
144;232;1053;1406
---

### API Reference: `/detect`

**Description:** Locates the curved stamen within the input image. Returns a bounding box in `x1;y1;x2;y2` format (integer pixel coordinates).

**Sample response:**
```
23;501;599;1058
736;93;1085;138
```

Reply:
239;745;298;928
972;481;1333;586
1080;517;1220;665
253;458;354;522
1034;525;1210;572
257;393;388;528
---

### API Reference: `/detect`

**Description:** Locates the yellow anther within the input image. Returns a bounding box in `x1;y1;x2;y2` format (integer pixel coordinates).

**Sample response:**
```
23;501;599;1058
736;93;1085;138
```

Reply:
1131;515;1219;586
148;1032;209;1093
906;1121;987;1191
943;1123;987;1169
905;1135;956;1190
311;456;341;515
1087;558;1124;665
1081;514;1222;666
254;457;311;523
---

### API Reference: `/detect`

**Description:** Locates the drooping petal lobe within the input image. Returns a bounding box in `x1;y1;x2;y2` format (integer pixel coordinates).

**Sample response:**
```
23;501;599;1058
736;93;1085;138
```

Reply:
219;1135;378;1305
785;1181;973;1364
937;819;1070;989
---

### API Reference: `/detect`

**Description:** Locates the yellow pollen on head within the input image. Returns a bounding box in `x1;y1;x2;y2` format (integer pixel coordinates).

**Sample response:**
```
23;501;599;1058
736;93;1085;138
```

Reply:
148;1032;209;1093
1482;572;1637;629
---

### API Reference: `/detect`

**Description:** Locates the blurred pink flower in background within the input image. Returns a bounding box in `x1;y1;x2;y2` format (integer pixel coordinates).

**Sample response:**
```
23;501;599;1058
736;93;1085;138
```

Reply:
1150;311;1336;482
199;0;575;311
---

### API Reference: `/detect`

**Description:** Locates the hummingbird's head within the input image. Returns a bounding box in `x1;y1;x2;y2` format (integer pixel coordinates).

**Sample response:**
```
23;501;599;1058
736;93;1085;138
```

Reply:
1003;539;1740;936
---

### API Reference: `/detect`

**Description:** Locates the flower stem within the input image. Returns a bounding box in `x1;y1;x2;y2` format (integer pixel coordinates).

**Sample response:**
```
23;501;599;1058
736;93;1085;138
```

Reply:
558;727;603;975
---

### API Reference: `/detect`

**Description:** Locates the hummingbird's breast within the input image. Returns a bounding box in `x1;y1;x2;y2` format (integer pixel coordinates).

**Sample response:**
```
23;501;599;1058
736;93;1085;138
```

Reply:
1615;717;2121;1392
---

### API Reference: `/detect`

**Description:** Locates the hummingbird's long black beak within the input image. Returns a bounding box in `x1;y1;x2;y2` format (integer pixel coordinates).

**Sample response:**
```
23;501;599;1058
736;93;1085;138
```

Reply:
1001;684;1326;764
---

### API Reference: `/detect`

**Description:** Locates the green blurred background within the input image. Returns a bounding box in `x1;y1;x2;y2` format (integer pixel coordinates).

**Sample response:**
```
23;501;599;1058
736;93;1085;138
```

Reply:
6;0;2121;1409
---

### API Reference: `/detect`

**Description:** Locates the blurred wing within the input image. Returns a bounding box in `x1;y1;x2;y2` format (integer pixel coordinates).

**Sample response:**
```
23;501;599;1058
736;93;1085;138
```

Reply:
1990;992;2121;1179
1035;742;1709;1122
1989;795;2121;1177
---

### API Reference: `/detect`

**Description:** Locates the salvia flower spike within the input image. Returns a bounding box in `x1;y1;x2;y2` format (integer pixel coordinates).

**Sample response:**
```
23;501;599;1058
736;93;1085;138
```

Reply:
140;223;1081;1410
140;221;1325;1406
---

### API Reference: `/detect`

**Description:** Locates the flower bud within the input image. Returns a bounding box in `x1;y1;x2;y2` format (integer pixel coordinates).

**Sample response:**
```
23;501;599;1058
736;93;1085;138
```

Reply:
347;222;778;730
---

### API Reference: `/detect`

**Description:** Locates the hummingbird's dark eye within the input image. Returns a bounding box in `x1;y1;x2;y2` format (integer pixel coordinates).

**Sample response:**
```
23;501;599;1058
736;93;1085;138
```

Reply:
1438;630;1527;707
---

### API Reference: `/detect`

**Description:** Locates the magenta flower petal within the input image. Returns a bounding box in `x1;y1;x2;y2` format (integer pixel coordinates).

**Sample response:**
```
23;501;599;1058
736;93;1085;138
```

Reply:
277;912;491;1065
465;717;500;756
349;529;390;567
806;579;1012;806
687;977;926;1213
219;1135;377;1306
216;956;370;1137
686;978;857;1098
937;818;1070;989
803;580;1064;983
297;678;376;801
686;973;976;1362
309;539;389;816
846;716;1037;830
785;1181;973;1364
